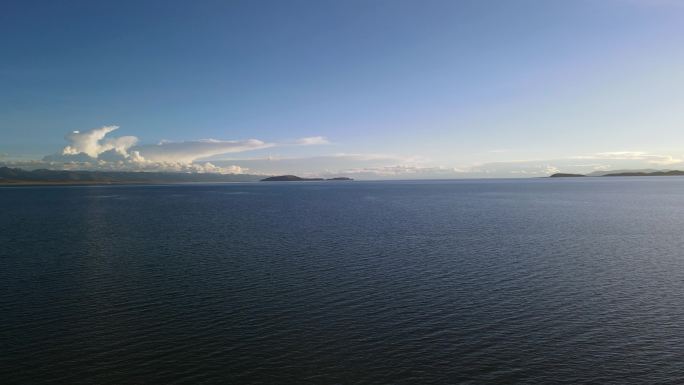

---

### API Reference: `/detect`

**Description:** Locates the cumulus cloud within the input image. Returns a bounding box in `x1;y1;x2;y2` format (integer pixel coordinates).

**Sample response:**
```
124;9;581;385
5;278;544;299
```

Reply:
51;125;273;164
62;125;138;158
36;125;330;174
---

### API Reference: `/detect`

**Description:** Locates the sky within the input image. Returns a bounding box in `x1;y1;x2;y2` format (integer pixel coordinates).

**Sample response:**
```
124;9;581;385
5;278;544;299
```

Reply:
2;0;684;178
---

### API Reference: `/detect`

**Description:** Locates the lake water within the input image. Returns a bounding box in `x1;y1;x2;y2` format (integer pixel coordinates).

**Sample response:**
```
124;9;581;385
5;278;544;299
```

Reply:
2;178;684;384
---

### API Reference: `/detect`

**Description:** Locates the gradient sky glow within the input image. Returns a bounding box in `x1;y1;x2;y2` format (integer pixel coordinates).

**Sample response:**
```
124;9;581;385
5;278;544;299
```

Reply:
2;0;684;178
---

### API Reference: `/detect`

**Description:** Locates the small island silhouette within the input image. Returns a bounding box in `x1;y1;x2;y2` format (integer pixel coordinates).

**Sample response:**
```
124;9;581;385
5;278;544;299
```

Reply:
549;173;585;178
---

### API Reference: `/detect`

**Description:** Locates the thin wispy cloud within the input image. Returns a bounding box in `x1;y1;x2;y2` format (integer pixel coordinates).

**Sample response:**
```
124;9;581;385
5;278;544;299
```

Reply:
573;151;683;165
294;136;330;145
135;139;273;163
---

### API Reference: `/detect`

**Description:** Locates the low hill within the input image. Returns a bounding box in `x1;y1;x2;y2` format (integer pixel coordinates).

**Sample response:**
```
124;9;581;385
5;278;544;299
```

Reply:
0;167;262;185
550;173;586;178
550;170;684;178
603;170;684;177
587;169;663;177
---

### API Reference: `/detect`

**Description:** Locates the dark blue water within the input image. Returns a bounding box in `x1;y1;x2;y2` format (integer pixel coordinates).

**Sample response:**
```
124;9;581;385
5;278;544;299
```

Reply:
2;178;684;384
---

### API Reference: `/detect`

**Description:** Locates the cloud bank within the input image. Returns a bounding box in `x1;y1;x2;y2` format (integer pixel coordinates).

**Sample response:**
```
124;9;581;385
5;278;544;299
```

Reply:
209;150;684;179
36;125;322;174
6;125;683;179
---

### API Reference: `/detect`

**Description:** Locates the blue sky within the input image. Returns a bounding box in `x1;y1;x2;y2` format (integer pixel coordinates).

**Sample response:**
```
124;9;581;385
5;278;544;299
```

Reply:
2;0;684;178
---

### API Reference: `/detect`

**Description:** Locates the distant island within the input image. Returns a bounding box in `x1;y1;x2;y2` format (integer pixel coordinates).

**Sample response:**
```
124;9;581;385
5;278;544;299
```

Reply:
260;175;353;182
549;173;586;178
603;170;684;177
0;167;262;185
551;170;684;178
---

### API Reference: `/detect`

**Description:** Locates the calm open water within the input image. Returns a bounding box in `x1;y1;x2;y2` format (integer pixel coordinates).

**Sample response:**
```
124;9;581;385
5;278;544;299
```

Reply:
2;178;684;384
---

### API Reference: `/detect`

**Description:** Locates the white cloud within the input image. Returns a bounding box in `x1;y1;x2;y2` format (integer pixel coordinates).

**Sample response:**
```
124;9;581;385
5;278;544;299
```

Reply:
62;125;138;158
329;165;469;178
213;154;579;179
294;136;330;145
50;126;333;165
42;152;94;163
210;153;422;177
37;125;329;173
16;124;339;175
649;156;683;165
470;161;565;176
522;165;555;175
133;139;273;163
24;125;684;178
573;151;683;165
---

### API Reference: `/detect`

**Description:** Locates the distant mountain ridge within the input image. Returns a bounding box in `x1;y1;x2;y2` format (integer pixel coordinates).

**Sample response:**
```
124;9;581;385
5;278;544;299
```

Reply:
0;167;263;184
587;169;667;177
551;169;684;178
602;170;684;177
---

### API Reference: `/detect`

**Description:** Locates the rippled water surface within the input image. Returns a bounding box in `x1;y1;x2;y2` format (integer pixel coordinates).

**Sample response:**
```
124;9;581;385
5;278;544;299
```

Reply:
3;178;684;384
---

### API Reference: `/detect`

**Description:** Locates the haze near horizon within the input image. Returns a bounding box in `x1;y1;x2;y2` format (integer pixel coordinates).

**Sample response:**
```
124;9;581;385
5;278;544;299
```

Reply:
2;0;684;178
